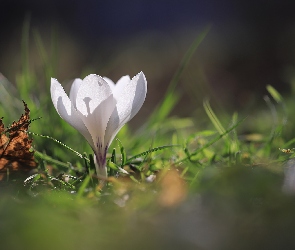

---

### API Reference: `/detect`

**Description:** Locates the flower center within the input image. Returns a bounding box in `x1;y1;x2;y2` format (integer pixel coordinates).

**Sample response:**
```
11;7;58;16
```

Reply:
95;137;108;169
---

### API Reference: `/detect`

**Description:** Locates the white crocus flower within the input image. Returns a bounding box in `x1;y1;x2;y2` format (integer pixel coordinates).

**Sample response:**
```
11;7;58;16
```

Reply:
50;72;147;177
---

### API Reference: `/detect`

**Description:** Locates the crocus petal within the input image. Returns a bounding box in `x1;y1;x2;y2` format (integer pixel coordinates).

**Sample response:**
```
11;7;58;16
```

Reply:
103;76;131;95
104;71;147;145
112;75;131;99
50;78;94;148
76;74;116;149
69;78;83;109
103;77;115;90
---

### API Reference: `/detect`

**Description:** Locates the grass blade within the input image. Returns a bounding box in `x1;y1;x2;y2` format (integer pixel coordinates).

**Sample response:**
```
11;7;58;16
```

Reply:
203;99;226;135
28;131;84;159
266;85;283;103
34;150;70;171
176;117;246;164
125;145;181;164
146;25;211;126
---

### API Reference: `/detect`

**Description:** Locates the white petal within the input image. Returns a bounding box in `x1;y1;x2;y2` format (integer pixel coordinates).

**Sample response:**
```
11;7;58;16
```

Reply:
69;78;83;109
104;72;147;145
103;77;115;90
50;78;94;148
113;75;131;99
76;74;113;116
103;76;131;98
76;74;116;148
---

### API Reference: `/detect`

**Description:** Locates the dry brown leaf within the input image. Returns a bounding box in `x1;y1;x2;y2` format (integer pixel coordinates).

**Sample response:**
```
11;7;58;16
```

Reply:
0;101;37;180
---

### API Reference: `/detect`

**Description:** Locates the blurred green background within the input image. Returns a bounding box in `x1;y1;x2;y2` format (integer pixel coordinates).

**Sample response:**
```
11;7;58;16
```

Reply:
2;0;295;112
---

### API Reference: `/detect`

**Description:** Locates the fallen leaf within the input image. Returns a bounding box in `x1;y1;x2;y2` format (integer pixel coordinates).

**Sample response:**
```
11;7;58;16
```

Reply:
0;101;37;180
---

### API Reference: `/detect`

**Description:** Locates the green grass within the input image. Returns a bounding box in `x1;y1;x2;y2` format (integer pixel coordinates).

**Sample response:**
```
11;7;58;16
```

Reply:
2;22;295;249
